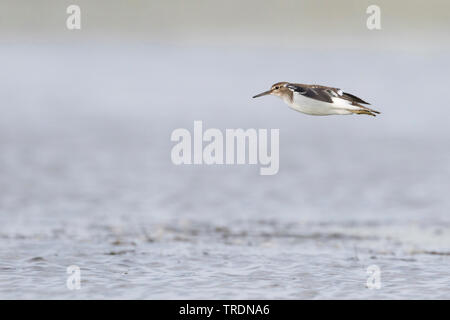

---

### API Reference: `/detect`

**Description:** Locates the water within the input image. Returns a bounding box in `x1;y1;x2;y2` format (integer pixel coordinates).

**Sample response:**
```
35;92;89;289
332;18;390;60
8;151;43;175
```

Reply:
0;43;449;299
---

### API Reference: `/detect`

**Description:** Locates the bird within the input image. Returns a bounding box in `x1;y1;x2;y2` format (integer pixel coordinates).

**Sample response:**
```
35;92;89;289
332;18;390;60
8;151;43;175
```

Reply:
253;82;380;116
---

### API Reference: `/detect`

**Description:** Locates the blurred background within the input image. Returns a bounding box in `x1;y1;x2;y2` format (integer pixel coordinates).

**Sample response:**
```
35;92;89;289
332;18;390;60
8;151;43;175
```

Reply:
0;0;449;299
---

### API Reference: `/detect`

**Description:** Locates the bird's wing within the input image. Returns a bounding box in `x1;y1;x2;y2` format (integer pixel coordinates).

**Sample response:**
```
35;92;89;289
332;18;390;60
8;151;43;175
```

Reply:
286;83;370;105
340;92;370;105
286;84;334;103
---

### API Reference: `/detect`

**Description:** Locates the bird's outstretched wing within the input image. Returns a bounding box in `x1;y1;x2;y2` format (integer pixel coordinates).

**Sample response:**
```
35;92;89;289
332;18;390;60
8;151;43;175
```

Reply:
286;83;370;105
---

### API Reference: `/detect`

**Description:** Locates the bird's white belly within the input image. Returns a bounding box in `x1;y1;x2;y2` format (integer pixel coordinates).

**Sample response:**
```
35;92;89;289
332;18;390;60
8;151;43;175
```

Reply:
286;93;352;116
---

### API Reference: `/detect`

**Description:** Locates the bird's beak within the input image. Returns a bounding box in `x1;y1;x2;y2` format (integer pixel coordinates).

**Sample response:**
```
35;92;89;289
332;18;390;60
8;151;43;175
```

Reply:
252;90;272;98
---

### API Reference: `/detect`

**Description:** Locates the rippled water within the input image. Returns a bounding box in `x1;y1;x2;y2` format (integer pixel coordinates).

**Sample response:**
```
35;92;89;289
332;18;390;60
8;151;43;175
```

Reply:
0;44;449;299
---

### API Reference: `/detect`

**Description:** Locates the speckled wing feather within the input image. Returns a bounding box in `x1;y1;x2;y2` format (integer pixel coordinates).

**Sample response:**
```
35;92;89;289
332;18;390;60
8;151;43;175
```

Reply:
286;83;370;105
286;84;333;103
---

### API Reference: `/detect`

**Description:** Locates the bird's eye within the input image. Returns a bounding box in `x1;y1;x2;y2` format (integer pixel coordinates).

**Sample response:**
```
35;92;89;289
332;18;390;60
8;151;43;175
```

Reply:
274;86;279;90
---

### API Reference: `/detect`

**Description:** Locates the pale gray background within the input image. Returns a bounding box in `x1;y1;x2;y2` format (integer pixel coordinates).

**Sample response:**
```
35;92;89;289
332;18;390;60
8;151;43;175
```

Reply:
0;1;449;299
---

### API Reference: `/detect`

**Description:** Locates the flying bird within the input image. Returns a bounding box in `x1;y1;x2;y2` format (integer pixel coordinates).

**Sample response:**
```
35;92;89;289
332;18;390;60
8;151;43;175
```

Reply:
253;82;380;116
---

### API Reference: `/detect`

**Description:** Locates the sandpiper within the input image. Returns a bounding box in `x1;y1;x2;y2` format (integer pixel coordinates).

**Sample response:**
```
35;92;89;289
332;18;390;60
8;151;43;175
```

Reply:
253;82;380;116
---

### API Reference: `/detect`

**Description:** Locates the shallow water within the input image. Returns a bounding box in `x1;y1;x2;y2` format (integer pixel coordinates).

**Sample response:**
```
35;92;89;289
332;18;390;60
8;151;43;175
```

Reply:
0;44;449;299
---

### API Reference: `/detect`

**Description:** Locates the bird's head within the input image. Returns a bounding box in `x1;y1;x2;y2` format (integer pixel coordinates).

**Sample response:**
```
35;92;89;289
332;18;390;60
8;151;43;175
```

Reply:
252;82;290;99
